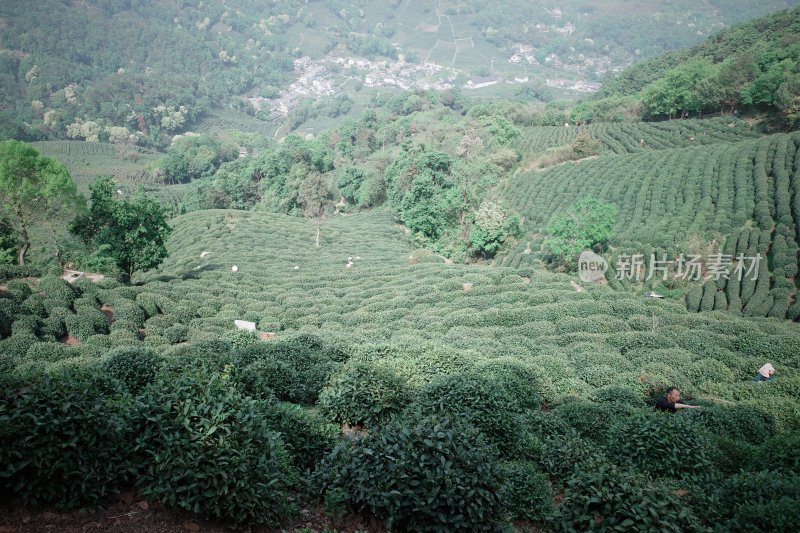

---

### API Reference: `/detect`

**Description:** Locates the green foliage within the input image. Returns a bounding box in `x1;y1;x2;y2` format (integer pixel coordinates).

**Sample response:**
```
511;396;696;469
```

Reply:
409;372;528;457
0;370;134;507
500;460;555;522
318;415;506;531
571;131;600;158
232;336;342;404
607;412;712;479
544;197;617;269
713;470;800;531
469;200;522;258
263;402;338;473
555;464;706;532
71;176;172;280
0;140;82;265
136;370;298;525
103;345;164;394
318;361;411;427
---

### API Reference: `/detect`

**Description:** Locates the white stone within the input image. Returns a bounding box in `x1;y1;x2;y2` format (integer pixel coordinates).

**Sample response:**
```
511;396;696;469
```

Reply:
231;265;238;272
234;320;257;331
293;265;300;270
200;251;211;258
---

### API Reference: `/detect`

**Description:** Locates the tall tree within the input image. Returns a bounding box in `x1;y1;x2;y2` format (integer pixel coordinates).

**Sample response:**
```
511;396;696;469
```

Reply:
297;171;330;248
70;176;172;281
545;197;618;270
0;140;81;265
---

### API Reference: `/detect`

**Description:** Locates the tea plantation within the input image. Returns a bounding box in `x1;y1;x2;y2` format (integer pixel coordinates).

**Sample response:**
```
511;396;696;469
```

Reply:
516;116;762;165
2;208;799;530
503;131;800;320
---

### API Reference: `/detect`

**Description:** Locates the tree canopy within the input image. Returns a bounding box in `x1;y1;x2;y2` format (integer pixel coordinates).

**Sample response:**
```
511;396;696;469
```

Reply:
70;176;172;280
0;139;81;265
544;197;618;270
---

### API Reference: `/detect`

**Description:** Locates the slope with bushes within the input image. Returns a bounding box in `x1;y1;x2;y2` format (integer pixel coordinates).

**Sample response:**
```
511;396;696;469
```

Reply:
1;208;799;529
504;130;800;320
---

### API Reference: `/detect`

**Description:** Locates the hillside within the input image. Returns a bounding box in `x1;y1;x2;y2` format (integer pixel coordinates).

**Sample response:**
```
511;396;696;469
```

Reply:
502;129;800;319
581;6;800;126
2;0;798;143
2;207;800;529
3;4;800;531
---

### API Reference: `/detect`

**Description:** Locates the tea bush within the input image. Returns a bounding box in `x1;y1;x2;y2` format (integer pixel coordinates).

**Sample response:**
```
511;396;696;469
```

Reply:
317;415;506;531
136;371;298;525
555;464;706;532
0;370;134;507
318;361;411;427
263;402;338;473
36;276;75;308
713;470;800;531
500;460;554;522
409;372;529;457
104;345;164;394
606;412;712;479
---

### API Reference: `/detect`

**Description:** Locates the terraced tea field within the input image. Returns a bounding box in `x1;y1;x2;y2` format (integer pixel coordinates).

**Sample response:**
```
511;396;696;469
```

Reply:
503;131;800;320
516;116;762;168
32;141;162;194
3;207;799;530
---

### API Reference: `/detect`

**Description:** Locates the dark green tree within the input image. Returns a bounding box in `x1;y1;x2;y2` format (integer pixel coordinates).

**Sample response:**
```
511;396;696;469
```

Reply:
297;171;331;248
545;197;617;269
0;140;82;265
70;176;171;281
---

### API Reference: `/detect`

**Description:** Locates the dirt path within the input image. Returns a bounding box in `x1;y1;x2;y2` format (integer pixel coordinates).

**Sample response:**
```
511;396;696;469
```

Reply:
0;497;386;533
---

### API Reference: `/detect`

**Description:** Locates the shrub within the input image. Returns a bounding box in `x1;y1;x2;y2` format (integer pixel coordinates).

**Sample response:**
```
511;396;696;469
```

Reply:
232;336;342;404
0;299;19;337
163;323;189;344
318;361;411;427
142;314;176;336
3;280;31;303
476;357;551;410
111;301;146;327
40;315;66;340
555;464;705;532
0;333;39;359
158;339;234;376
409;372;528;457
0;264;43;280
222;328;259;348
500;460;554;522
65;308;109;340
36;275;75;308
590;383;645;405
538;430;603;478
713;470;800;531
606;411;712;479
553;399;637;442
681;403;775;444
263;402;338;473
104;346;164;394
235;357;294;401
11;314;39;336
759;432;800;473
708;435;758;475
136;371;298;525
135;292;164;318
20;294;47;317
0;370;134;507
25;342;74;363
317;415;506;531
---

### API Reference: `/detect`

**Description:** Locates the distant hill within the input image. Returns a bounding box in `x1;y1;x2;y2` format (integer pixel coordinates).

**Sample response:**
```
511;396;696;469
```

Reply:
1;0;798;143
580;7;800;126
